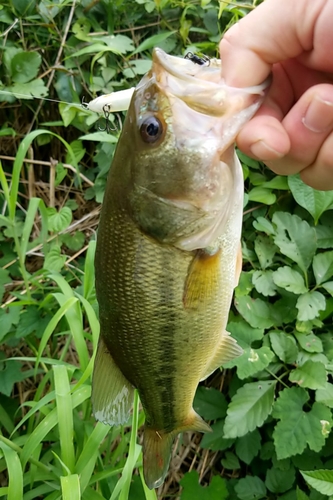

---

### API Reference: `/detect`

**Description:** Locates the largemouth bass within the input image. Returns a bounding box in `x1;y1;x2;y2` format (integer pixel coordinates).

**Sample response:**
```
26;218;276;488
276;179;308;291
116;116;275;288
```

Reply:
93;48;269;489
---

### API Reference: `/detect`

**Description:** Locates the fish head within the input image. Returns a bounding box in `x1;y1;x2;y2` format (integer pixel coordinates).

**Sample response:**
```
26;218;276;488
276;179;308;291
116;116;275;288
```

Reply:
124;48;270;251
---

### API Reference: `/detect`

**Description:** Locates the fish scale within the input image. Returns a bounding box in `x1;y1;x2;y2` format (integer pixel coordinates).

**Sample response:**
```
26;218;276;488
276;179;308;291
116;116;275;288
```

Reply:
92;48;269;489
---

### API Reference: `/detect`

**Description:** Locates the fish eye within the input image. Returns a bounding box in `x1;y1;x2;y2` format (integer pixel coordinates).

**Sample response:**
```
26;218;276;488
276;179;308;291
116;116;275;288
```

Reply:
140;116;163;143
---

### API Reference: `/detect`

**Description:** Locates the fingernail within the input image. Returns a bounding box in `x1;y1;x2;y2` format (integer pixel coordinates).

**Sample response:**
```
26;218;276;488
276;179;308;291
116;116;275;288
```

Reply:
250;140;284;160
303;96;333;133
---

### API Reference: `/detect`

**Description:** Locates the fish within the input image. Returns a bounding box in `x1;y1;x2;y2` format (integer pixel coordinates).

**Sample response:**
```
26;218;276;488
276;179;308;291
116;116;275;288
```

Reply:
92;48;269;489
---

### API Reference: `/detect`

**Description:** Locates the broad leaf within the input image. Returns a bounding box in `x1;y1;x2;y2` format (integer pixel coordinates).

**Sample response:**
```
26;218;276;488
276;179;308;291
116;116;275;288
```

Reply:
221;451;240;470
296;487;310;500
225;322;273;379
288;174;333;224
296;291;326;321
272;212;317;273
44;245;66;272
316;223;333;249
289;360;327;389
272;387;332;459
200;419;234;451
313;251;333;285
131;31;177;55
253;216;275;236
301;470;333;496
235;296;274;329
8;79;48;99
194;387;227;420
248;186;276;205
234;476;267;500
0;360;24;396
235;429;261;464
265;466;296;493
252;270;277;296
269;331;298;364
11;51;41;83
294;332;323;353
316;383;333;408
224;381;276;438
322;281;333;296
254;234;277;269
48;206;72;233
272;266;308;294
180;470;228;500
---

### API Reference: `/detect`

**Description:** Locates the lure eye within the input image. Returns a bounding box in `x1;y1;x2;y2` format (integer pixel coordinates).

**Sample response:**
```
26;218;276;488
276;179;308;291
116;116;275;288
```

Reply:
140;116;163;143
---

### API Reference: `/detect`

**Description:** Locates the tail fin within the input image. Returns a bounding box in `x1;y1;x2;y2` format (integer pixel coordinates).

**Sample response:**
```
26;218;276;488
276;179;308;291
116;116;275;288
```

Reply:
143;411;211;489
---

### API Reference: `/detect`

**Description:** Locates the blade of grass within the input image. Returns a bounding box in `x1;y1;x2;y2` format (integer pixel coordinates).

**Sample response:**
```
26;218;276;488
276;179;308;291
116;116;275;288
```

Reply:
139;467;158;500
54;365;75;472
35;296;79;375
83;240;96;300
20;197;41;257
110;390;142;500
21;385;91;467
75;421;110;492
60;474;81;500
0;441;23;500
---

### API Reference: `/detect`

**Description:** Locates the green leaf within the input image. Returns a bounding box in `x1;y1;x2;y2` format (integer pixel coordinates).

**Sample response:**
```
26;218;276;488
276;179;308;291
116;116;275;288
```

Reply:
269;331;298;364
0;306;22;341
180;470;228;500
221;451;240;469
301;470;333;496
288;174;333;224
0;268;11;303
254;234;277;269
316;383;333;408
272;211;317;273
248;186;276;205
44;245;66;272
8;79;48;99
253;216;275;236
316;223;333;249
200;419;234;451
289;360;327;389
15;307;51;339
223;381;276;438
132;31;177;55
265;466;296;493
252;270;277;296
294;332;323;353
272;387;332;459
48;206;72;232
234;476;267;500
235;429;261;464
296;487;310;500
313;251;333;285
235;296;274;329
0;360;24;396
193;387;227;420
61;231;85;251
225;321;274;379
272;266;308;294
322;281;333;296
11;51;42;83
296;292;326;321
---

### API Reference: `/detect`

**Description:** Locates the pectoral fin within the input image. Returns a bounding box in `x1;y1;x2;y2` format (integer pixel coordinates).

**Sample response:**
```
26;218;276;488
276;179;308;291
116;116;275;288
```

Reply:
92;336;134;426
183;249;221;310
200;332;243;381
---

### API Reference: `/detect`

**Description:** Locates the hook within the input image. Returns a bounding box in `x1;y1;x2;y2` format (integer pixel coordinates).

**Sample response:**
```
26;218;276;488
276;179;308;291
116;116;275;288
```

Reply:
184;52;210;66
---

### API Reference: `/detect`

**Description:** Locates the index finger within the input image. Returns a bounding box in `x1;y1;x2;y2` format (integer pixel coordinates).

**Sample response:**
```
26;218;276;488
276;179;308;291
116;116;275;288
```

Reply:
219;0;327;87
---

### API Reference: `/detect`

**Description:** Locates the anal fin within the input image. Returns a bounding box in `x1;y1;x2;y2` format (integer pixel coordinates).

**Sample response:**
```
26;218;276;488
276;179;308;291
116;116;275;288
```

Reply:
200;332;243;381
92;336;134;426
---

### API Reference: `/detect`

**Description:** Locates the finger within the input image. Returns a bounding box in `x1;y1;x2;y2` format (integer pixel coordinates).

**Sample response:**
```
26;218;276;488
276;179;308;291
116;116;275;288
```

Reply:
300;132;333;190
220;0;328;87
264;84;333;176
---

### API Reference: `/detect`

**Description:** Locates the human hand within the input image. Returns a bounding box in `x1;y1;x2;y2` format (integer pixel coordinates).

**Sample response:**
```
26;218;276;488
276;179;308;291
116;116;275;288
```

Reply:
220;0;333;190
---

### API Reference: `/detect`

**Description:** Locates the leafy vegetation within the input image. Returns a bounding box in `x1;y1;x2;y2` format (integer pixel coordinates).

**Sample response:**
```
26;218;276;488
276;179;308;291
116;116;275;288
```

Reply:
1;0;333;499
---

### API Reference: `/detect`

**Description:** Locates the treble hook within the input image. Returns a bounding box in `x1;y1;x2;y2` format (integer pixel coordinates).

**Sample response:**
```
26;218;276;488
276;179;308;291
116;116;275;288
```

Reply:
97;105;117;133
184;52;210;66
